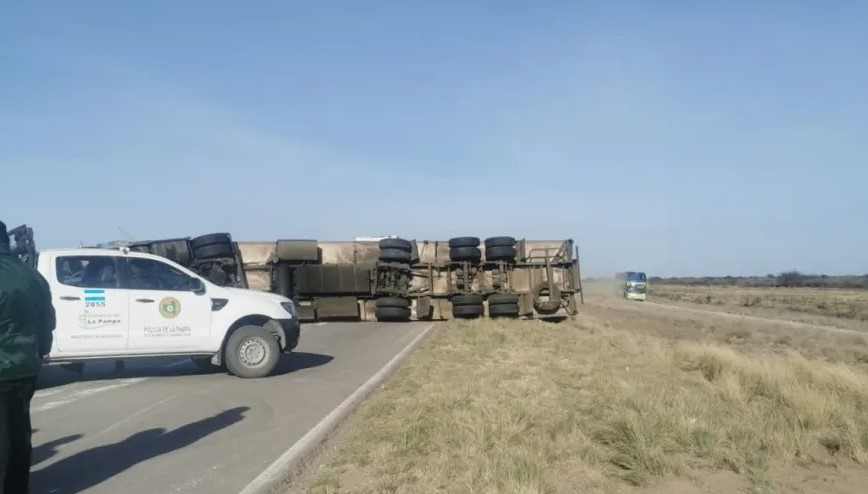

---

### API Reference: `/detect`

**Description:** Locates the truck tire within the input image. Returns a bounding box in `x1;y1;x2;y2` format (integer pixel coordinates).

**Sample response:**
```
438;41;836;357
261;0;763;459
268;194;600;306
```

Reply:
452;294;484;306
485;246;517;262
450;247;481;262
378;238;412;252
488;293;519;305
379;248;412;263
484;236;516;248
489;303;520;318
376;296;410;308
449;237;480;248
224;325;280;378
375;306;411;321
191;233;232;251
453;304;483;318
532;281;562;314
194;243;235;260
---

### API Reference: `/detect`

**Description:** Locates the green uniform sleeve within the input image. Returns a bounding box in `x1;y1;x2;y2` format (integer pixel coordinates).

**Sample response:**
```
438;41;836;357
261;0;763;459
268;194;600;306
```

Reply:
37;271;55;356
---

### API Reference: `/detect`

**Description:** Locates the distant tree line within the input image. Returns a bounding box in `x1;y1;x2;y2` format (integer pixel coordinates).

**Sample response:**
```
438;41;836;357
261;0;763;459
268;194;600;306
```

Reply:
648;271;868;290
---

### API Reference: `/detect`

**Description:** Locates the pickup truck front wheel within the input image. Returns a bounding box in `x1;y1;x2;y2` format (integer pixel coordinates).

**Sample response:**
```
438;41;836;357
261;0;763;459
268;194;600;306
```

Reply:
224;325;280;378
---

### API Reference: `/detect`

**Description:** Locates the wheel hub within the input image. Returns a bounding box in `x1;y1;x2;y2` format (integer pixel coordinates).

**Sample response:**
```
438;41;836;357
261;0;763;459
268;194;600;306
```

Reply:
239;338;267;367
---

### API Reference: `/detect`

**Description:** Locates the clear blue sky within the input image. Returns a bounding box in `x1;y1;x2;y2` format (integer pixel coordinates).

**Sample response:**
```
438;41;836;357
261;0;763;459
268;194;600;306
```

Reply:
2;1;866;277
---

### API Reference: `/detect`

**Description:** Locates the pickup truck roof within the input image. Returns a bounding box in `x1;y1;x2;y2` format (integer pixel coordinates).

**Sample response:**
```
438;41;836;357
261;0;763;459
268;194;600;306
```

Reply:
41;247;156;257
40;248;205;271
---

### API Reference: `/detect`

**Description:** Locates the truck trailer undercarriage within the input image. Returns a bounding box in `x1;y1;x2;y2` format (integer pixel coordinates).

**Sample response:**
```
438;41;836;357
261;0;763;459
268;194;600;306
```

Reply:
12;226;584;322
238;235;584;322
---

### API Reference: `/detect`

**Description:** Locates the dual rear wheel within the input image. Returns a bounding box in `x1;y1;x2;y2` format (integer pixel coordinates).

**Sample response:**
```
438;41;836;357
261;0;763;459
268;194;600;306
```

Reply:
375;296;411;322
448;236;517;263
376;238;414;322
450;292;520;319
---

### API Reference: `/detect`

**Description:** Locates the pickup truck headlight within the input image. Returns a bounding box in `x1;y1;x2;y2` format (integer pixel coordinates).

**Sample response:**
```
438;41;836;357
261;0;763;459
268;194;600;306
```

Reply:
281;301;297;317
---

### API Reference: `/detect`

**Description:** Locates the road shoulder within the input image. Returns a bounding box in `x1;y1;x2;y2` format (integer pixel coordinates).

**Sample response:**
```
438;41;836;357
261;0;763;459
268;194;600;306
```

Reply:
243;322;438;494
271;369;381;494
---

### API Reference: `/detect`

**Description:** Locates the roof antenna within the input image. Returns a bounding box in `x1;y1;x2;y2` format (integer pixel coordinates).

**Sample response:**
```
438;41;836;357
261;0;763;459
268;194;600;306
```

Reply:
118;227;135;241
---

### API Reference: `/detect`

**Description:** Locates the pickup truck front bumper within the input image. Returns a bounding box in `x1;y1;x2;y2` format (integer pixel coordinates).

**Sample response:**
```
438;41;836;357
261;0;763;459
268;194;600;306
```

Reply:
277;318;301;352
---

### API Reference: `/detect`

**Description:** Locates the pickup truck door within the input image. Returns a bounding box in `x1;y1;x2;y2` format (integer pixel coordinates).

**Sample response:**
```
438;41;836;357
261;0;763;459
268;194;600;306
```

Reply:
51;254;130;354
120;257;212;352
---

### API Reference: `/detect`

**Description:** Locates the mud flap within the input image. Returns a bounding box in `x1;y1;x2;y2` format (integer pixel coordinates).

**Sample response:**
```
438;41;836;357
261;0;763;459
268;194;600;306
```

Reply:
567;293;578;317
313;297;359;319
295;303;316;321
519;293;534;316
415;296;433;320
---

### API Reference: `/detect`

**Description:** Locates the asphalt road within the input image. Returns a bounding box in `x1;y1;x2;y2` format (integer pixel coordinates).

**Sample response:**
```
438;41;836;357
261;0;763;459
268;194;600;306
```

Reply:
28;321;434;494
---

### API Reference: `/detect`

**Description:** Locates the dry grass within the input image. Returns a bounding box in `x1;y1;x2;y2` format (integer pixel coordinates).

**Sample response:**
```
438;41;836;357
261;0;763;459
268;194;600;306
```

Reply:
579;296;868;371
304;311;868;494
649;284;868;328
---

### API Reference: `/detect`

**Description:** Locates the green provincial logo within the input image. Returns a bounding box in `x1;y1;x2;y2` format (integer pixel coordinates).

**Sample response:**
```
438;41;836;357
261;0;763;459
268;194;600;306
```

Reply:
159;297;181;319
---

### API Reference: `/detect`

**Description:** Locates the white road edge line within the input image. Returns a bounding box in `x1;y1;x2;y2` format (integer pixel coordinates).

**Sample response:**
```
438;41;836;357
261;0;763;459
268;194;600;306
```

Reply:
238;322;437;494
33;358;193;402
32;378;149;412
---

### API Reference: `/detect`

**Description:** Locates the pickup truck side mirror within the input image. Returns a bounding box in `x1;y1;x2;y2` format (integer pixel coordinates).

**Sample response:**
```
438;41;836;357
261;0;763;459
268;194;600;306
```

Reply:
190;277;206;295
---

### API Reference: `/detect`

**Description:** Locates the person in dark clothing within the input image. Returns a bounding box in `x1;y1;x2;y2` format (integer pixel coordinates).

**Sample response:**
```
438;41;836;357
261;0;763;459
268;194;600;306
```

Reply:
0;221;56;494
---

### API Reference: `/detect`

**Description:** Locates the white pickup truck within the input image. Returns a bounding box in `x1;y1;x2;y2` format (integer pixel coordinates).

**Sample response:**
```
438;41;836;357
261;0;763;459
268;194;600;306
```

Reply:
34;246;301;378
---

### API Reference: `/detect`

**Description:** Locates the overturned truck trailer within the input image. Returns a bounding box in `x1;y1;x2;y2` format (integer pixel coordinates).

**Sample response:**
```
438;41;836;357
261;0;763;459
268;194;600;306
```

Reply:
114;233;583;322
